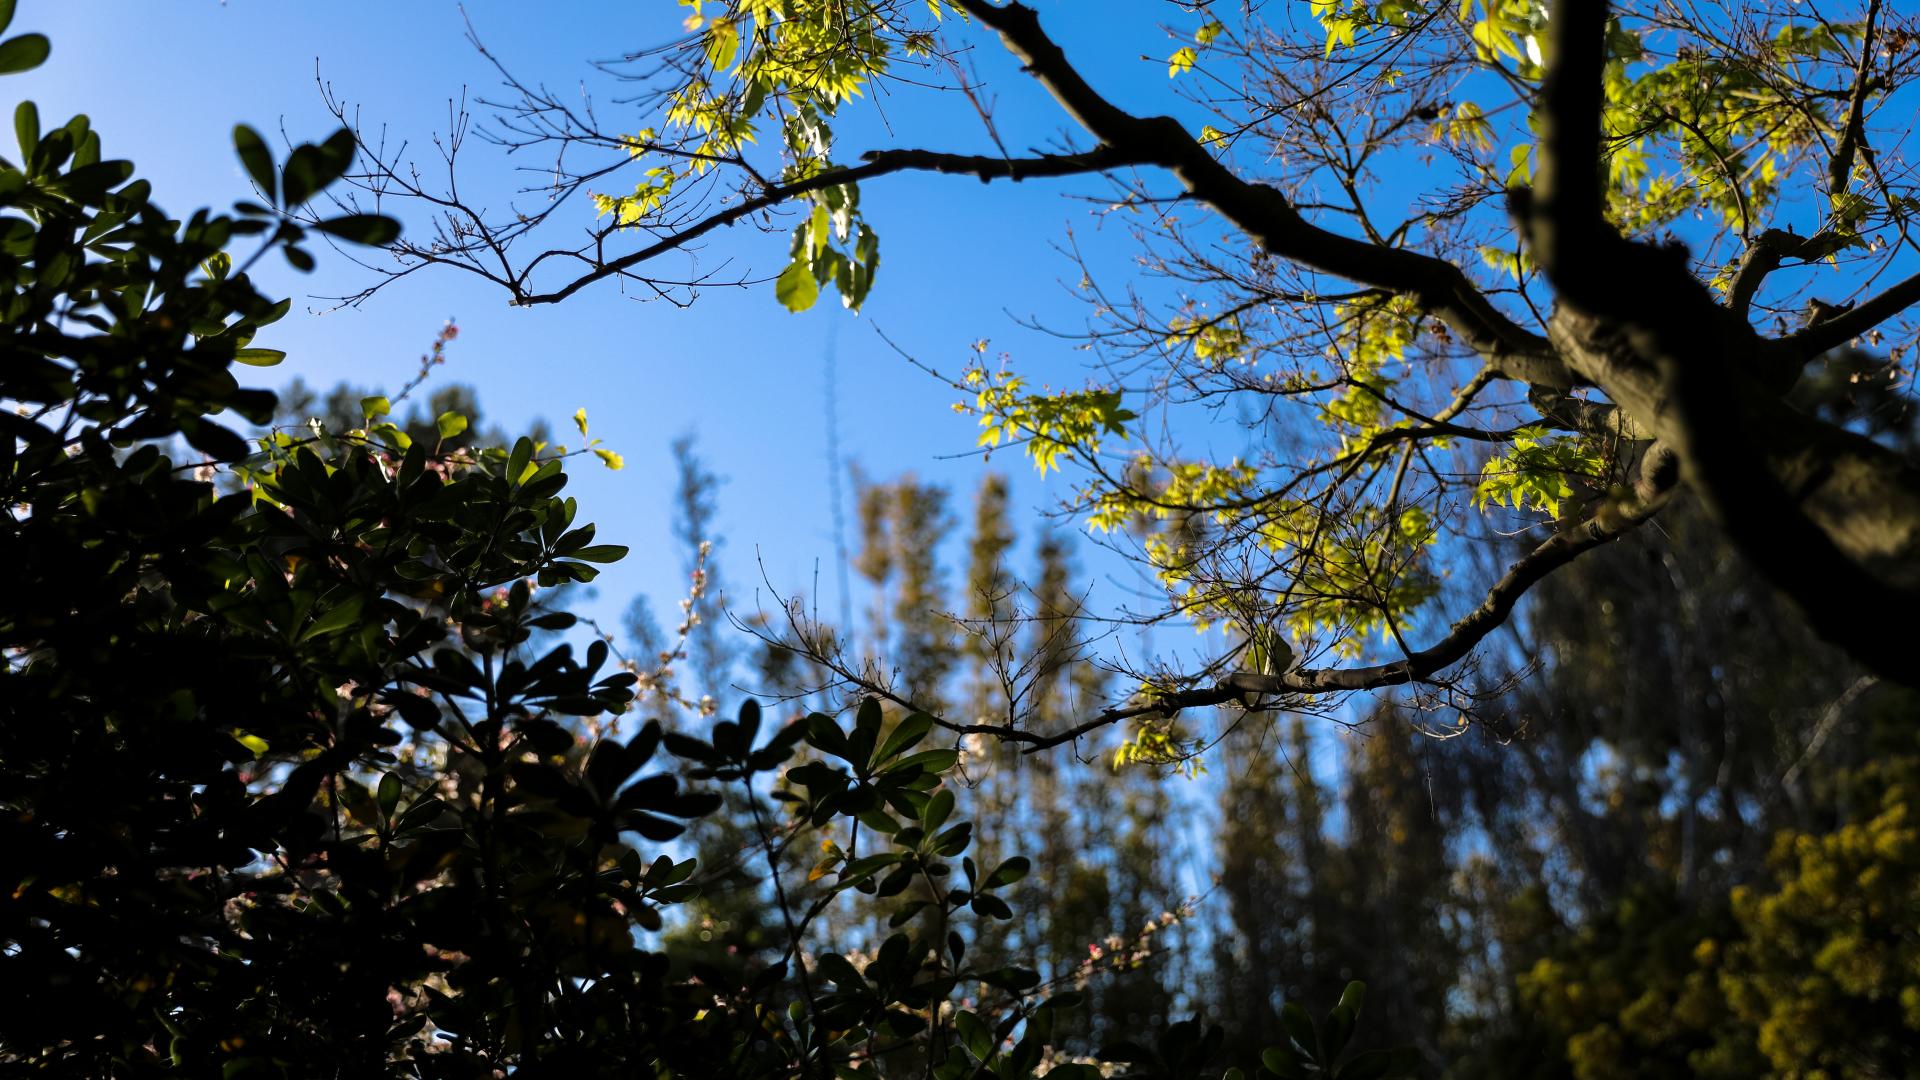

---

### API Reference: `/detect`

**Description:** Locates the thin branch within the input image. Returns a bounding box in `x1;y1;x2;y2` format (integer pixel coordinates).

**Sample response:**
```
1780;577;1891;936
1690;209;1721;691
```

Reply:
1778;674;1879;796
1784;265;1920;357
1031;446;1679;752
511;147;1139;305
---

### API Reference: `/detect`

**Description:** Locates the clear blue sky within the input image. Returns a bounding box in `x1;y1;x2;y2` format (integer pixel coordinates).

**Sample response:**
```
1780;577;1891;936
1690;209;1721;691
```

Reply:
10;0;1222;665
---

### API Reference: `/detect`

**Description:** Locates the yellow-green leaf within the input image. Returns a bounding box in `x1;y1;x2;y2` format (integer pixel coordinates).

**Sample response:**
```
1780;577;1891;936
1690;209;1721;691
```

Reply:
775;257;819;312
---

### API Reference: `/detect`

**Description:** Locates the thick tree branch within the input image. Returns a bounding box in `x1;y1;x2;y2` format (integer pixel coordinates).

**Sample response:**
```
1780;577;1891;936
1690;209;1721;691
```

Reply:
948;0;1573;390
1522;0;1613;300
1727;230;1797;320
1527;386;1653;440
857;145;1132;182
1826;0;1881;201
1783;266;1920;358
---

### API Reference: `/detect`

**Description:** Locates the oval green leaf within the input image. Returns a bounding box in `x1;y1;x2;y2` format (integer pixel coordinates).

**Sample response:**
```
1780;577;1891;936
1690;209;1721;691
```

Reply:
232;124;277;204
314;213;401;246
0;32;50;76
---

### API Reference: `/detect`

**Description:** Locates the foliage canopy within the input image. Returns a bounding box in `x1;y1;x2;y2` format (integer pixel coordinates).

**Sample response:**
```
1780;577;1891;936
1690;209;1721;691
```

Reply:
341;0;1920;734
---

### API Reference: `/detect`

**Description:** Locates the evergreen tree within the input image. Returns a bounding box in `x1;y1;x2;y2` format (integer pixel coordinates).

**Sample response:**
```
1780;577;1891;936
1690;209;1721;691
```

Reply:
853;473;960;713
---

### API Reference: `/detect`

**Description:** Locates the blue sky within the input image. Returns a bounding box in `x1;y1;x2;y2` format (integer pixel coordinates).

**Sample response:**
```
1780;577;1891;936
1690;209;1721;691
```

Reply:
9;1;1225;666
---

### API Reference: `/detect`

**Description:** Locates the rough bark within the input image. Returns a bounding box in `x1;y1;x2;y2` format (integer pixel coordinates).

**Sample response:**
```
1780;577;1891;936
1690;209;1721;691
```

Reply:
1517;0;1920;681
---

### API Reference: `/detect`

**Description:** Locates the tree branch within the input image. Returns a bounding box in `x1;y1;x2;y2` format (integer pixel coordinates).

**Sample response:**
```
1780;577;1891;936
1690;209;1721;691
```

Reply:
948;0;1573;390
1783;265;1920;358
1826;0;1881;201
1030;445;1681;751
1519;0;1613;299
510;147;1144;306
1727;231;1794;320
857;144;1132;182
